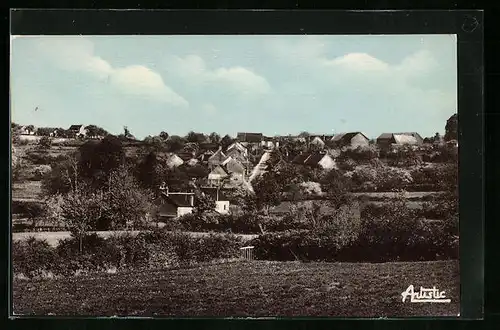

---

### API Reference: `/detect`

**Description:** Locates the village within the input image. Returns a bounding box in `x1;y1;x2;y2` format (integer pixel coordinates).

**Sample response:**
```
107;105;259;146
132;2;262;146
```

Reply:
11;116;458;230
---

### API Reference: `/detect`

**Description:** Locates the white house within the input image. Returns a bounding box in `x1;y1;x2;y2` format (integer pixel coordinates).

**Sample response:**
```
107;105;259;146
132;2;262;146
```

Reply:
309;136;326;148
68;125;88;138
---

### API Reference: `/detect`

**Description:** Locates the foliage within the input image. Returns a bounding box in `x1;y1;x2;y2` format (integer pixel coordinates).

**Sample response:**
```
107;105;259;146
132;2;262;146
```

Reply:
59;189;107;252
12;238;56;278
209;132;221;144
102;168;153;230
84;125;109;138
159;131;169;141
41;153;80;196
78;136;126;189
37;136;52;149
220;134;233;150
166;135;185;152
36;127;57;137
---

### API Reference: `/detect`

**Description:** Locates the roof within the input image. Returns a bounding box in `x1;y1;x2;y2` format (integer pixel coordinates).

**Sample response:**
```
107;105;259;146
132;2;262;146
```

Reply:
377;133;394;140
237;132;263;143
304;153;326;166
68;125;84;130
176;152;195;161
393;134;418;145
292;153;311;164
209;165;229;176
332;132;369;144
161;193;194;207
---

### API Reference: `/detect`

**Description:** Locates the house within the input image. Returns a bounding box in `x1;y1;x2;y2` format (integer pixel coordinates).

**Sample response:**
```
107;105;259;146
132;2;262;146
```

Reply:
207;148;228;168
200;187;230;215
225;147;247;162
304;152;337;170
198;150;215;164
376;132;423;147
261;136;280;149
155;188;195;219
165;154;184;168
227;141;248;156
237;132;264;145
19;126;36;135
309;136;326;149
331;132;370;148
207;165;229;187
222;157;246;185
292;152;336;170
68;125;87;138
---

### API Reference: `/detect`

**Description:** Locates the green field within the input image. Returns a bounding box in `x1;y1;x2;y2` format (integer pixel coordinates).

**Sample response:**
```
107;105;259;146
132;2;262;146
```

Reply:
13;260;459;317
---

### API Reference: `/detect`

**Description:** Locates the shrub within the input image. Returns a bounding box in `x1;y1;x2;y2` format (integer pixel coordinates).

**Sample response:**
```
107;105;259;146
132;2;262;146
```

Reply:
38;136;52;149
12;237;56;278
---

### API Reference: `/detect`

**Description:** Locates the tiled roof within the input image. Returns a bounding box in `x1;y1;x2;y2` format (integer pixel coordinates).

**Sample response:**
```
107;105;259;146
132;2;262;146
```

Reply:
161;193;194;207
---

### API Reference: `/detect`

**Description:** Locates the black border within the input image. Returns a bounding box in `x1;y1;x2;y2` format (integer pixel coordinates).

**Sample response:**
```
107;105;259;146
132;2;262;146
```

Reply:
8;8;484;323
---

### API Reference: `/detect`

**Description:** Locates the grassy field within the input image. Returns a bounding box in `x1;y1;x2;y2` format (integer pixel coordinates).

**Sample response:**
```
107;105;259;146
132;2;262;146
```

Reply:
11;181;43;201
12;260;459;317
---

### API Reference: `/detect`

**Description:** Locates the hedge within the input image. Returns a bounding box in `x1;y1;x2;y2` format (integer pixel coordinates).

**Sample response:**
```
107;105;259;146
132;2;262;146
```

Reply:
12;231;244;279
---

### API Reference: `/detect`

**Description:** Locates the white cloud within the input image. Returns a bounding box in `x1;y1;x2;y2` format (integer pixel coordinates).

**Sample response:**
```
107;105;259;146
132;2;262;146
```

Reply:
34;37;188;107
167;54;271;95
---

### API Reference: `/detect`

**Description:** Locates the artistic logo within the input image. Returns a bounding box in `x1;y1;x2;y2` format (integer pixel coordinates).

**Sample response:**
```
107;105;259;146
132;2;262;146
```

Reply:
401;285;451;303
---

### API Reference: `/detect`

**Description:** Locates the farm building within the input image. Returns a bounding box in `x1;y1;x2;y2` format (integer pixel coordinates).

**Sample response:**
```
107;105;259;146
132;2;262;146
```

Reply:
68;125;88;138
222;157;247;185
331;132;370;148
225;147;248;163
227;141;248;156
377;132;423;147
208;148;228;168
19;126;37;135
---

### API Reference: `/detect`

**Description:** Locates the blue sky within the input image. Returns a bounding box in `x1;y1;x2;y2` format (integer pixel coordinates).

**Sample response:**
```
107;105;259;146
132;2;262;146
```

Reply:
10;34;456;140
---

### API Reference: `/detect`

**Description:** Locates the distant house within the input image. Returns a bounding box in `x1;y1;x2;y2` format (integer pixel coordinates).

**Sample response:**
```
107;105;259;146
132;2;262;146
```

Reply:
222;157;246;185
165;154;184;168
225;147;247;163
261;136;280;149
208;165;229;187
292;152;336;170
154;189;194;219
19;126;36;136
227;141;248;156
198;150;215;164
309;136;326;149
331;132;370;148
208;148;228;168
68;125;87;138
237;132;264;146
377;132;423;147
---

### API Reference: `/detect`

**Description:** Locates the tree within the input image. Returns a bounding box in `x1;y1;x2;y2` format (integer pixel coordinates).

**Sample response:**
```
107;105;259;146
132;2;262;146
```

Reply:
298;131;310;138
36;127;56;137
194;192;216;215
78;136;126;189
104;168;153;230
220;134;233;150
136;151;161;189
320;169;353;208
41;153;81;195
60;189;106;253
38;136;52;149
444;113;458;141
251;172;283;215
166;135;185;152
209;132;221;144
85;125;109;138
185;131;199;143
159;131;169;141
143;135;165;153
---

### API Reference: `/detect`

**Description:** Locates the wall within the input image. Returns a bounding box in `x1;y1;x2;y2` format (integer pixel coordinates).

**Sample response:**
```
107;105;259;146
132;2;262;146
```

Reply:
177;207;194;217
215;201;230;214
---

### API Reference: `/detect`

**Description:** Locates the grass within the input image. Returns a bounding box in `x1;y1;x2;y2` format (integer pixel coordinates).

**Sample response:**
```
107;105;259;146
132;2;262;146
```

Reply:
12;260;459;317
12;181;43;201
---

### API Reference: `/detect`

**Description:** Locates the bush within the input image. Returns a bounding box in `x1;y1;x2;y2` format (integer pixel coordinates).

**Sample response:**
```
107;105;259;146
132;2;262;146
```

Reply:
38;136;52;149
12;237;56;278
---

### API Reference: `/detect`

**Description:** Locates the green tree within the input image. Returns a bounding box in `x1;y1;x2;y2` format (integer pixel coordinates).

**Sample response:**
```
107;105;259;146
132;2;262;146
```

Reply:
209;132;221;144
104;168;153;230
166;135;185;152
38;136;52;149
59;189;106;253
185;131;199;143
85;125;109;138
41;153;81;195
159;131;169;141
220;134;233;150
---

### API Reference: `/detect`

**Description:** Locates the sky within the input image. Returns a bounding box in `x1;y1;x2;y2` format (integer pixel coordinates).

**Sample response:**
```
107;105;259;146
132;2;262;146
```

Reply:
10;34;457;140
